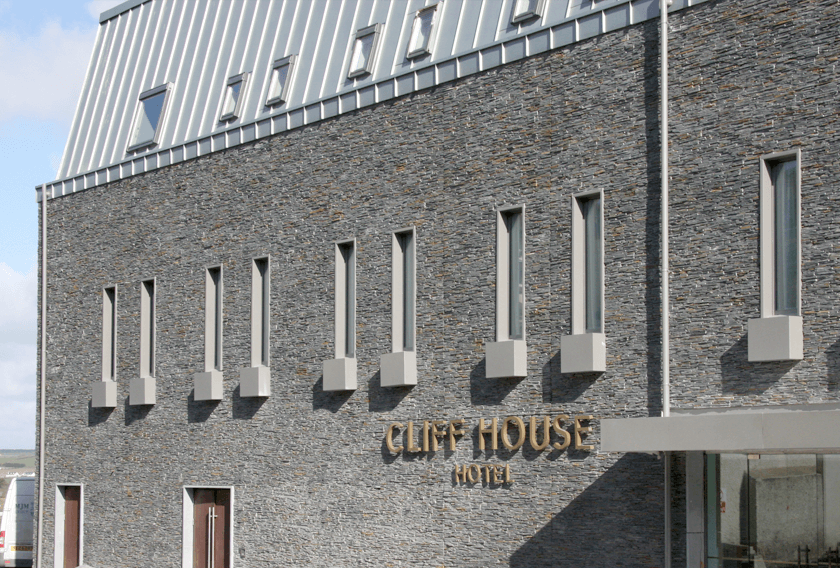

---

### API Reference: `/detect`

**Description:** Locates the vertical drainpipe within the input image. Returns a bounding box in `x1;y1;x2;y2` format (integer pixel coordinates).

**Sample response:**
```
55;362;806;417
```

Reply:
37;184;47;568
660;1;672;568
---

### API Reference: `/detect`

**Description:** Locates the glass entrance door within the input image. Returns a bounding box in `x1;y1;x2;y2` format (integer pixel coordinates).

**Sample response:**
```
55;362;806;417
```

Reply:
707;454;840;568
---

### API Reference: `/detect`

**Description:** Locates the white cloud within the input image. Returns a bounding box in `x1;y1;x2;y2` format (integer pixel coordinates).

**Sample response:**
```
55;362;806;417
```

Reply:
0;20;95;127
0;263;36;344
85;1;124;21
0;264;36;449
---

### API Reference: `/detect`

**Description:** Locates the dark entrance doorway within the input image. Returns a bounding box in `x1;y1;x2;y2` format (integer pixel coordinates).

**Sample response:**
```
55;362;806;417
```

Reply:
192;488;230;568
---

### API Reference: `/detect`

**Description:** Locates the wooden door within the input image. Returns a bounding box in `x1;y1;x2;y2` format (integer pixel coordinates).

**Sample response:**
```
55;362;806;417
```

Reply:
193;489;230;568
63;486;81;568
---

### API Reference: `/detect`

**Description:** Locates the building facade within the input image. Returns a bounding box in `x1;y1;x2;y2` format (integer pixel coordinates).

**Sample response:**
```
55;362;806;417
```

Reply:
35;0;840;567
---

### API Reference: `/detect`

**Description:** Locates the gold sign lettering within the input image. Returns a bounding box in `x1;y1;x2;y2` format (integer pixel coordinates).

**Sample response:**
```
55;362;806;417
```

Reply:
574;415;594;450
406;421;421;453
453;463;514;485
448;418;465;451
501;416;526;451
478;417;499;451
385;413;596;458
386;422;404;454
552;414;571;450
529;416;550;451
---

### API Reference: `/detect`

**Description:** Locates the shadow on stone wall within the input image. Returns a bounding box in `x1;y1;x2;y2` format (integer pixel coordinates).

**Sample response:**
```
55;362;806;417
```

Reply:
543;350;600;404
187;390;220;422
232;384;267;419
470;358;524;405
88;400;114;426
311;375;353;412
369;371;413;412
643;16;663;419
124;397;152;425
509;453;665;568
720;335;797;394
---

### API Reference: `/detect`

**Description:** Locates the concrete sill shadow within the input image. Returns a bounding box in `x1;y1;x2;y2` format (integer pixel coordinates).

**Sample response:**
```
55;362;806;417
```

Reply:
88;401;114;426
187;390;221;423
124;398;152;426
544;349;602;404
232;384;267;420
369;370;413;412
470;358;524;406
721;334;798;395
312;375;353;412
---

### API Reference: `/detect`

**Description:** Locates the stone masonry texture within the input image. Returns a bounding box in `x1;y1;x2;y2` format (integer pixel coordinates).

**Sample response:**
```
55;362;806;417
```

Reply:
35;0;840;566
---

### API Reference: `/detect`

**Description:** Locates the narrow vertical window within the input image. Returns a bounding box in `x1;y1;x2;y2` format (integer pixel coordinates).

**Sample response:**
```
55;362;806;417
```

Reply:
348;24;382;78
393;229;416;352
502;208;525;340
253;258;270;367
194;267;225;401
239;258;272;398
582;195;603;333
265;55;296;106
406;5;438;59
206;267;223;372
748;149;802;362
569;192;605;335
219;73;249;122
561;191;606;374
127;83;172;152
323;240;358;391
772;158;799;316
486;206;527;378
336;241;356;358
102;286;117;381
140;279;155;378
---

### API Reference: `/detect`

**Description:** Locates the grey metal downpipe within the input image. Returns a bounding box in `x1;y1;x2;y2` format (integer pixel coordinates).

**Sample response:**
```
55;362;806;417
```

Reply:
36;184;47;568
660;1;672;567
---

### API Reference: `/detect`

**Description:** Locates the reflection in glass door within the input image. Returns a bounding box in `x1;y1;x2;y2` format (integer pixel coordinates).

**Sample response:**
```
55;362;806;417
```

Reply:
707;454;840;567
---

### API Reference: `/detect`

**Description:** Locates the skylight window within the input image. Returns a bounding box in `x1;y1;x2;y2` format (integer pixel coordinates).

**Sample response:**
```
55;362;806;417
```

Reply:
406;5;439;59
348;24;382;79
511;0;545;24
220;72;249;122
127;84;171;152
265;55;296;107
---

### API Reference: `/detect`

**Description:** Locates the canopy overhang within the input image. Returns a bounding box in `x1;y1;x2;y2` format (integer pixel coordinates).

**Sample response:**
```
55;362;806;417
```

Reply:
602;406;840;454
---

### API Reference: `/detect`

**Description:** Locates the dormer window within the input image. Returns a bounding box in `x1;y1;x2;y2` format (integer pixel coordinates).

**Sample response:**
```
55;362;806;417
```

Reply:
219;72;249;122
127;83;172;152
265;55;296;107
511;0;545;24
406;5;439;59
348;24;381;79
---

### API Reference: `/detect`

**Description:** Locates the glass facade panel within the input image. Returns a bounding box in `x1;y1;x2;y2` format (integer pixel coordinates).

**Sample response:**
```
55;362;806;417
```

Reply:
772;158;798;316
398;231;415;351
504;210;524;340
707;453;840;568
582;195;603;333
339;242;355;357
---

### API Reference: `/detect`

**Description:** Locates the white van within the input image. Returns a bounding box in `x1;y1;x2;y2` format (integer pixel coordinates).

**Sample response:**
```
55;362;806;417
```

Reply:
0;477;34;567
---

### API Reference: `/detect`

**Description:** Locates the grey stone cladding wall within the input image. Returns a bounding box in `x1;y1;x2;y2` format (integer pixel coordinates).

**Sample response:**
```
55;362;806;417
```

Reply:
35;0;839;566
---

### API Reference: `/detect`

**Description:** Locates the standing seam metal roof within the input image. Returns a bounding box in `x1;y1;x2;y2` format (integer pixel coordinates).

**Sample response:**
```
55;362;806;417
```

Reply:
40;0;709;201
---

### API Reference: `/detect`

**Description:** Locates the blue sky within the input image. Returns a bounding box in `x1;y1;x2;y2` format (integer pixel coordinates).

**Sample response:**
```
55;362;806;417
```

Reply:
0;0;122;449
